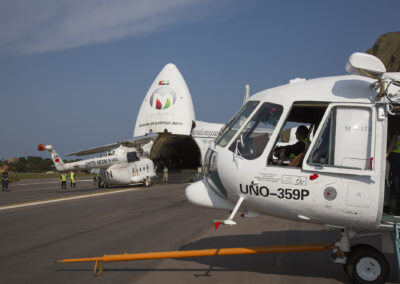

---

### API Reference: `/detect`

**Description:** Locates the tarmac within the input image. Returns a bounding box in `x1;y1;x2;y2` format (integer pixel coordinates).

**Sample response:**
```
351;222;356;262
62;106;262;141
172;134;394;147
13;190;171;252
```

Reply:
0;178;398;283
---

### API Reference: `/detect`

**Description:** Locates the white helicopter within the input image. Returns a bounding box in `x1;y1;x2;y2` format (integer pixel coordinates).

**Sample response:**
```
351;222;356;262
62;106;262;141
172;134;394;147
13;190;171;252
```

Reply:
185;52;400;283
38;141;156;187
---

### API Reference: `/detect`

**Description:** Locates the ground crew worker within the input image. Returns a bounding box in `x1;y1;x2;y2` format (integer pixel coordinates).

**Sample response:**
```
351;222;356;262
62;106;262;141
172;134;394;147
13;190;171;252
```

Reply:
274;125;309;165
61;172;67;189
70;171;76;188
2;172;9;192
304;136;311;151
93;173;97;186
97;173;103;188
162;166;168;184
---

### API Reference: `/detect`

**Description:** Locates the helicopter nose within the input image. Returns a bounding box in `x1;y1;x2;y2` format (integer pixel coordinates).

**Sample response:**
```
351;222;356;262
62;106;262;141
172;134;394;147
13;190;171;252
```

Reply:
185;179;234;210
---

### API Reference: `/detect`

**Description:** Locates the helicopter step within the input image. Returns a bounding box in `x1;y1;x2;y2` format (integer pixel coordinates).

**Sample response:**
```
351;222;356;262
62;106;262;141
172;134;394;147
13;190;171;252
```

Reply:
376;214;400;281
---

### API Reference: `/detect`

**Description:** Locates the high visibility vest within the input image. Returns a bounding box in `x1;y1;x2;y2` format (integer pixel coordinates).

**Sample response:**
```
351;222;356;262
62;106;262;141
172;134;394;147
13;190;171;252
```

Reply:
304;137;311;150
71;172;75;180
290;138;311;161
392;137;400;154
61;174;67;181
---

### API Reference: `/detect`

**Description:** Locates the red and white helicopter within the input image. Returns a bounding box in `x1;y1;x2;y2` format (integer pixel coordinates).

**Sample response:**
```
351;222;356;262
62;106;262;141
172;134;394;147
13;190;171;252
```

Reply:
38;142;155;187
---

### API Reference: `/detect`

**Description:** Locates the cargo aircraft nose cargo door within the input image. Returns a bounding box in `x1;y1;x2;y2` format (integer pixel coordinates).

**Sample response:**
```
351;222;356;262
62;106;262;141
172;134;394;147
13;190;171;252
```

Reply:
133;63;202;170
150;134;201;169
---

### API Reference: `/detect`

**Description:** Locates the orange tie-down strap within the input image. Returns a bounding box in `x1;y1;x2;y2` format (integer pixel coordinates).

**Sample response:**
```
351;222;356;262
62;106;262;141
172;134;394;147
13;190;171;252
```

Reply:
57;243;336;276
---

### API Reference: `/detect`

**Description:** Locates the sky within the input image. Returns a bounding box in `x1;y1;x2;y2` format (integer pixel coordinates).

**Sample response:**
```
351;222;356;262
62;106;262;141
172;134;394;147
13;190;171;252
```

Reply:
0;0;399;159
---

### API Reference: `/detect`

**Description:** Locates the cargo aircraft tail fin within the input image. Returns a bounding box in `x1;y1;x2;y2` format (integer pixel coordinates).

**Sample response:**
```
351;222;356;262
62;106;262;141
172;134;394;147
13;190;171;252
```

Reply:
134;63;195;137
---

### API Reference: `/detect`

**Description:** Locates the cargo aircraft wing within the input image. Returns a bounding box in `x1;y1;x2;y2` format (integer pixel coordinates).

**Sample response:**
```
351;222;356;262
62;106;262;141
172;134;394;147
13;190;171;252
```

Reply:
65;132;158;156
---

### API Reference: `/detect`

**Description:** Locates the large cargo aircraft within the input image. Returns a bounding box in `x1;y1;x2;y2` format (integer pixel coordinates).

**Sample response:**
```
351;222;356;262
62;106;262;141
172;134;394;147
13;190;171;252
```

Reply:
132;63;224;169
41;63;225;185
67;63;225;170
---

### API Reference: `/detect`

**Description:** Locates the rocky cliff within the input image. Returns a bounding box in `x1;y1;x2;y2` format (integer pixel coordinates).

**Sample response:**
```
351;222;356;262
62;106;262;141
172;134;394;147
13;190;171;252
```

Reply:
366;31;400;72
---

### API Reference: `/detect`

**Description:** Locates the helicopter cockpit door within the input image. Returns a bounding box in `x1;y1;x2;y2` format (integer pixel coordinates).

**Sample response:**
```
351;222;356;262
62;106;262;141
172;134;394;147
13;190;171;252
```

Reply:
303;103;377;176
302;103;384;225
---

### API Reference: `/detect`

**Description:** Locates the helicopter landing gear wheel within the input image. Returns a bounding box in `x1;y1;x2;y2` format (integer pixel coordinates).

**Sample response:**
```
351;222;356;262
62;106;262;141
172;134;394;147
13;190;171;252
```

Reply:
144;179;150;187
344;244;389;284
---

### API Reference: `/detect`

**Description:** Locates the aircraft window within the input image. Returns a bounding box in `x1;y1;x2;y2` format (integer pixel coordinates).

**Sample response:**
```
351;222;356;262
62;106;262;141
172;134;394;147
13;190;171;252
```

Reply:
127;151;139;163
204;149;227;199
215;101;260;147
308;106;372;170
269;103;328;167
228;102;283;160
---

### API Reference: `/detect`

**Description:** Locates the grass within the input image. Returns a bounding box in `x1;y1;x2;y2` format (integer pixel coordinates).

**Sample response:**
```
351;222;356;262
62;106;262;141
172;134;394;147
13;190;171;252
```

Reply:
7;172;92;183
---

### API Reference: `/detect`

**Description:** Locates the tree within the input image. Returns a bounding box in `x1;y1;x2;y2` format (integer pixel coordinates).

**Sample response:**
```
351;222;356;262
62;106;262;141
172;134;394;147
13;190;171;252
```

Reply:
14;160;27;173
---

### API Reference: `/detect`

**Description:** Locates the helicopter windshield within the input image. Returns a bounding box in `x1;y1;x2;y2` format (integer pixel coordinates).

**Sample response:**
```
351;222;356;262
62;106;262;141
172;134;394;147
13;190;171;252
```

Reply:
215;101;260;147
228;102;283;160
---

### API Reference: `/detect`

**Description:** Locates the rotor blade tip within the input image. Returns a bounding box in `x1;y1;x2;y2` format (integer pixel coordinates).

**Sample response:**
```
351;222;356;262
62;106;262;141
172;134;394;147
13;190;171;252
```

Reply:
38;144;46;151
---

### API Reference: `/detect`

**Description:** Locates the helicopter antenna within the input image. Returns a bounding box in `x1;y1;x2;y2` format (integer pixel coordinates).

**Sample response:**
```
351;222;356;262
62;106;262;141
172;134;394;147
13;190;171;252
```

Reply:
243;84;250;105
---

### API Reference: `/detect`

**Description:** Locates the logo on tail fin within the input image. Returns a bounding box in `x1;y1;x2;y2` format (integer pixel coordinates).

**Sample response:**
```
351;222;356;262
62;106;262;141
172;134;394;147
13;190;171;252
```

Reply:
158;80;170;86
150;86;177;110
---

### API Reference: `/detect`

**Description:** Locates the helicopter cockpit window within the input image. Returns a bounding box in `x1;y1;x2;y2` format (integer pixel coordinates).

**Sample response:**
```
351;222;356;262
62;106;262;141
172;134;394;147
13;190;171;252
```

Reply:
228;102;283;160
268;103;328;167
308;106;372;170
127;151;139;163
215;101;260;147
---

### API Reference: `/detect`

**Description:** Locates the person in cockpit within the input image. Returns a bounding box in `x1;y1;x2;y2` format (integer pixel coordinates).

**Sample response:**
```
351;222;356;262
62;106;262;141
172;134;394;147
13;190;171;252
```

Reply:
274;125;310;165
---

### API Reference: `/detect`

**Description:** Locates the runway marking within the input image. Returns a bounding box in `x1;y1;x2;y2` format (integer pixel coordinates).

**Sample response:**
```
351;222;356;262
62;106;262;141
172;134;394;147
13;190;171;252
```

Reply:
12;179;92;186
0;187;145;210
